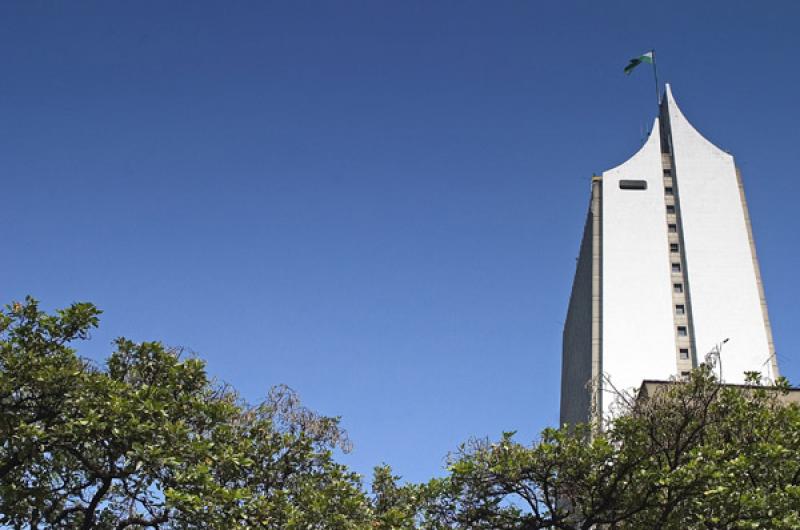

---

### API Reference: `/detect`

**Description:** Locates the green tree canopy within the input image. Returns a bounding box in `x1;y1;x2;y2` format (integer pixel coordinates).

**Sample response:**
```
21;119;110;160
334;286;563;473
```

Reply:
400;368;800;529
0;298;370;529
3;298;799;529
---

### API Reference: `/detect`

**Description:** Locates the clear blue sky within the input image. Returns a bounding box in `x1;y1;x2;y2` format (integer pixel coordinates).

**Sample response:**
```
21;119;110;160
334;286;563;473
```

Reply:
3;1;799;484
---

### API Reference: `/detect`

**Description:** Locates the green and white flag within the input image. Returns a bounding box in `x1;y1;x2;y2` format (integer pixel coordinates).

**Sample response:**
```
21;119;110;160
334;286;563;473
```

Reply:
624;51;654;75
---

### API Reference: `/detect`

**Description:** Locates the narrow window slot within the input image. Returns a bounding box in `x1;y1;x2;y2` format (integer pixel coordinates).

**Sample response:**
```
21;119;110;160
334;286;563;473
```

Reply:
619;179;648;190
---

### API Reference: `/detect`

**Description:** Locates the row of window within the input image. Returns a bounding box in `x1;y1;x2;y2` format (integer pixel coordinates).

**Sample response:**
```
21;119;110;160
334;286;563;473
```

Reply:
663;167;692;368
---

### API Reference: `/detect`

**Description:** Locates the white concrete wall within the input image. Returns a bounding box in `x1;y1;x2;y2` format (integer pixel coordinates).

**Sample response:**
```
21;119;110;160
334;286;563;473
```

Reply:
665;85;774;381
601;119;678;416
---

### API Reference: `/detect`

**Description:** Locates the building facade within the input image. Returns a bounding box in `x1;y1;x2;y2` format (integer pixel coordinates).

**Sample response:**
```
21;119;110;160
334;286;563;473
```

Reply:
560;85;778;427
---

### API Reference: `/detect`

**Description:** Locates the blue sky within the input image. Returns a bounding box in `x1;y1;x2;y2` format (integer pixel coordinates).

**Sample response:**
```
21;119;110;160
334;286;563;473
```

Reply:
2;1;799;484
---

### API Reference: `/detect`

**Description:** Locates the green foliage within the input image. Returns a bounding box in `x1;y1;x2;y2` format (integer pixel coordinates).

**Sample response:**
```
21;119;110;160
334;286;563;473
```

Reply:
3;297;799;529
414;365;800;529
0;298;371;529
370;464;446;530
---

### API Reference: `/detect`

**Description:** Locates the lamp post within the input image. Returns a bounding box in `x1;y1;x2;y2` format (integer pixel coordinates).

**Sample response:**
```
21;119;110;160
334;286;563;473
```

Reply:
704;338;730;381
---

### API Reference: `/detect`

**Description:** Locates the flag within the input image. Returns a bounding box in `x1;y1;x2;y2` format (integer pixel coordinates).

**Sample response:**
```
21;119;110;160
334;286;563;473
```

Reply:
624;51;654;75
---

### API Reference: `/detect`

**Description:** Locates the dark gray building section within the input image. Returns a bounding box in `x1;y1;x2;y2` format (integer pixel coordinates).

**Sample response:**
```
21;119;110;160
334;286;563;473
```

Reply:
560;204;595;427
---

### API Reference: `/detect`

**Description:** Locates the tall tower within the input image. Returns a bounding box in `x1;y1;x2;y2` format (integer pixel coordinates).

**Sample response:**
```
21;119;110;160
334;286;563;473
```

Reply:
560;85;778;426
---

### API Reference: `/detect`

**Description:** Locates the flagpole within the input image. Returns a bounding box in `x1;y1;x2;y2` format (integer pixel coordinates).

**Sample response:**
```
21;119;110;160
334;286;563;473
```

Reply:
651;49;660;107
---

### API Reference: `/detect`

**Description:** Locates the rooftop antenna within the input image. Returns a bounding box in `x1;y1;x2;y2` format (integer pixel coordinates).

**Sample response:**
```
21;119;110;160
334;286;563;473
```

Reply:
652;49;660;106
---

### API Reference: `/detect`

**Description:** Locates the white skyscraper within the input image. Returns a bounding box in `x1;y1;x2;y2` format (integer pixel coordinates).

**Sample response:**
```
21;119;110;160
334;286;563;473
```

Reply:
561;85;778;426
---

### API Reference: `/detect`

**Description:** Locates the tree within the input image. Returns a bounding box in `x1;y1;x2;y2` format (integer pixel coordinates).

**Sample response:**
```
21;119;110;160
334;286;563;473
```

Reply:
5;297;799;529
0;298;371;529
412;367;800;529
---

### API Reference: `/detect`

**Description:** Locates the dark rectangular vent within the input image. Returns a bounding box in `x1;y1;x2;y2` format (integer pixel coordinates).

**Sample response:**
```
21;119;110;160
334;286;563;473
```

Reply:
619;179;648;190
